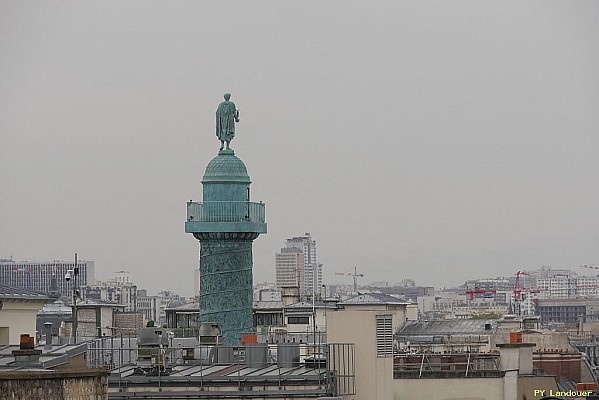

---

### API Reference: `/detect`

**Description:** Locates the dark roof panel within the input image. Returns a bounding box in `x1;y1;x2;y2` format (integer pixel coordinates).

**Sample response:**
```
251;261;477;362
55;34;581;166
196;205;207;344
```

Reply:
397;319;498;335
0;285;51;300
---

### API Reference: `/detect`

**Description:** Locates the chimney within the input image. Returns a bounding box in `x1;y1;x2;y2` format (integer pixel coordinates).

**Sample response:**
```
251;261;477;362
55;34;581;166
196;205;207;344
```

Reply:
496;342;536;400
44;322;53;350
48;274;60;298
12;334;42;366
496;342;535;374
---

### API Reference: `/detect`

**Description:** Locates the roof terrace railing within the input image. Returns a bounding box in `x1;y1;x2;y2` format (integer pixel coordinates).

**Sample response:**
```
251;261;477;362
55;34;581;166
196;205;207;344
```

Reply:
393;352;501;379
90;338;355;397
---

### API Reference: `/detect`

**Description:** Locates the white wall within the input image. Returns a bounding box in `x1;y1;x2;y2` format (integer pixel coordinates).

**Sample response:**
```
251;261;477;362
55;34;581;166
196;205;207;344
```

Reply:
417;296;435;314
340;304;407;334
0;300;47;344
327;308;396;400
394;377;503;400
406;304;418;321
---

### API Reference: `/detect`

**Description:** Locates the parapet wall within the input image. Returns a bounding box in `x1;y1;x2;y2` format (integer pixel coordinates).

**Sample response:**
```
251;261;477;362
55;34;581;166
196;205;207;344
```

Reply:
492;331;571;350
0;369;108;400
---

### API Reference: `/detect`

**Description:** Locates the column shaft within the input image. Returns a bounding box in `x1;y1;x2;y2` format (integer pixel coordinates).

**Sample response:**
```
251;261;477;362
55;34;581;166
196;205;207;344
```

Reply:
199;240;253;345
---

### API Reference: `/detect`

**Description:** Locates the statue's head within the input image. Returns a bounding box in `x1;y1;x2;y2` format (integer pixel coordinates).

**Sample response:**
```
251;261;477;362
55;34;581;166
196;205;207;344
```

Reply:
224;93;231;101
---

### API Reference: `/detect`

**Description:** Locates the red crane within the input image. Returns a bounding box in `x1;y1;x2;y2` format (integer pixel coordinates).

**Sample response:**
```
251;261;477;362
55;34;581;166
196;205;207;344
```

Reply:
514;271;530;302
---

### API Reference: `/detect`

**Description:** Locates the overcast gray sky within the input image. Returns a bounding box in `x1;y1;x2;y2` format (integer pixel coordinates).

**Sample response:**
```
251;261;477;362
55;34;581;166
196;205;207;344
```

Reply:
1;1;598;296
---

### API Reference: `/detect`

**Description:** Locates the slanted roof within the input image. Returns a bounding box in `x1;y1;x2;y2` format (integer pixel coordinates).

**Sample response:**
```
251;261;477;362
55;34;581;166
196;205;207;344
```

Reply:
0;285;52;302
284;301;338;310
340;292;412;306
0;342;87;370
253;301;283;310
108;362;329;391
165;302;199;311
39;300;72;314
397;319;498;336
76;299;125;308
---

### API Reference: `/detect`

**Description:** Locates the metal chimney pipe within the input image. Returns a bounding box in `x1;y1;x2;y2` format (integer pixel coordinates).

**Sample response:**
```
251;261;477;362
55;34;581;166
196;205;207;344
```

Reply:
44;322;53;350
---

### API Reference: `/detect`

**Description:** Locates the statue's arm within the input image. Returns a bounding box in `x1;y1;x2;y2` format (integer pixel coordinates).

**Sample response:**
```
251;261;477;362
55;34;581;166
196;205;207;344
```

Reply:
230;102;239;122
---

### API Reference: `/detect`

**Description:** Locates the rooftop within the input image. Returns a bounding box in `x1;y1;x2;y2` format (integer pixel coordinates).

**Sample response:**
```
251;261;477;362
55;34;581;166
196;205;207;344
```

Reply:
253;301;283;310
0;285;52;302
76;299;126;308
0;343;87;370
397;319;498;336
108;363;331;398
165;301;199;312
340;292;412;305
284;300;339;310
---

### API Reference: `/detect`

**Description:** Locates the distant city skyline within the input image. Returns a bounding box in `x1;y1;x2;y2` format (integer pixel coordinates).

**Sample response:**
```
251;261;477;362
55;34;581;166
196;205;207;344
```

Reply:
2;2;598;295
3;252;597;300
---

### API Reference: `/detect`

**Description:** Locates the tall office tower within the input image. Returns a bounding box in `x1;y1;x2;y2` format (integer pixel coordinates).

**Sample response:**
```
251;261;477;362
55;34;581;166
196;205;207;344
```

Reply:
284;233;322;296
0;258;95;298
275;247;305;293
185;95;267;345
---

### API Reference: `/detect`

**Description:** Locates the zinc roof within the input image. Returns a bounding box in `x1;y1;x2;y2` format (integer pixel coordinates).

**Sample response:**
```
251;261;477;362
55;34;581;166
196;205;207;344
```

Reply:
397;319;498;335
0;285;51;301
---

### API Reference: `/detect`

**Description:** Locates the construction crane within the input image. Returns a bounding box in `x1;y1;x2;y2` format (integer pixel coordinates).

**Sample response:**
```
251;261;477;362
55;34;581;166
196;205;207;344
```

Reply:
335;267;365;292
513;271;530;302
580;264;599;271
465;289;496;301
513;271;546;317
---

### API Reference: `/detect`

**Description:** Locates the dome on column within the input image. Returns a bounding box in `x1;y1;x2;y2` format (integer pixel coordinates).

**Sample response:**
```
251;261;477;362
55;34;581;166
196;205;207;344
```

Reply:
202;150;251;183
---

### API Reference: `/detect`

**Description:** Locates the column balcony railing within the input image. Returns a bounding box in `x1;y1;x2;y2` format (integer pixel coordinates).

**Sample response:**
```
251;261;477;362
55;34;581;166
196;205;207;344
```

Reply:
187;201;265;223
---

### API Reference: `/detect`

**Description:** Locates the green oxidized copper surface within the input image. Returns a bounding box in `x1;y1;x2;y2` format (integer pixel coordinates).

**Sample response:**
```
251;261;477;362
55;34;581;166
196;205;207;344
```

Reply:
186;97;266;345
202;150;250;183
199;239;254;345
215;93;239;151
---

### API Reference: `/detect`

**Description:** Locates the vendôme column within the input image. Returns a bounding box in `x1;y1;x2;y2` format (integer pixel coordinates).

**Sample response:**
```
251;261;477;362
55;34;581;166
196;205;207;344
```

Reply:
185;94;267;345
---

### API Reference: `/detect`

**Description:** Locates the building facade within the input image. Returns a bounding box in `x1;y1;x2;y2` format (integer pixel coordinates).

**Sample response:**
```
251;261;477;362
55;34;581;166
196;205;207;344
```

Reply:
535;276;599;299
83;271;137;311
0;285;52;345
536;298;599;325
136;289;159;324
84;284;137;311
275;247;305;293
283;233;322;296
63;299;126;339
0;258;94;298
135;289;185;326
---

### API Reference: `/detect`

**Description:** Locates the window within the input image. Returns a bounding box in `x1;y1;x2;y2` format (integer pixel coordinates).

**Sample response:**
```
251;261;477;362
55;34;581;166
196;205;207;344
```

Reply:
287;316;309;324
376;315;393;357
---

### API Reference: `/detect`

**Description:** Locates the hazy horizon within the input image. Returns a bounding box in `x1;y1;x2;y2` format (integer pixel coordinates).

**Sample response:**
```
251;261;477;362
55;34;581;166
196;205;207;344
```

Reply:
2;1;598;297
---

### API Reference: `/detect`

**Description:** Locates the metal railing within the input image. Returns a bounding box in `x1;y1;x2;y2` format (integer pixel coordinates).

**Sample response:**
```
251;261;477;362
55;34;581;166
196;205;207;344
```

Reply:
328;343;356;396
87;333;138;369
187;201;265;223
567;330;593;342
90;339;355;396
255;331;327;345
393;352;502;378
